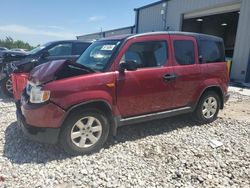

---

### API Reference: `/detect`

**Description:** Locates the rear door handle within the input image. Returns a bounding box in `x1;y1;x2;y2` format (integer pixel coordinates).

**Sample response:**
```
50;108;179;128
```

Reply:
163;74;177;81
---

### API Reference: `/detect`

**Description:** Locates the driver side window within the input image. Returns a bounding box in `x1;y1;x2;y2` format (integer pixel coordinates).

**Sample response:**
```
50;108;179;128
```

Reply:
120;41;168;68
48;43;72;56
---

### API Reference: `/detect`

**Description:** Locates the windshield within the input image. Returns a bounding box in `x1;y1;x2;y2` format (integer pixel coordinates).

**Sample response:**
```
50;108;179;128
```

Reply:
76;40;121;71
28;42;52;55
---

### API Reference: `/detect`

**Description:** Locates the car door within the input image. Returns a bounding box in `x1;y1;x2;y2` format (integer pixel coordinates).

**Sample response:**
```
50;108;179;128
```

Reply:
115;35;175;118
170;35;201;108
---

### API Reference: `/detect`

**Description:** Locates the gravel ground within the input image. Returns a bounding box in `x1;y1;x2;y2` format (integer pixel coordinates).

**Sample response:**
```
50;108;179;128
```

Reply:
0;89;250;188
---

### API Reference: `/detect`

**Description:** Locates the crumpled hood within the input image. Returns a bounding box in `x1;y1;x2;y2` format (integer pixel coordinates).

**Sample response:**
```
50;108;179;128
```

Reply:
29;59;92;85
29;60;66;84
1;50;28;63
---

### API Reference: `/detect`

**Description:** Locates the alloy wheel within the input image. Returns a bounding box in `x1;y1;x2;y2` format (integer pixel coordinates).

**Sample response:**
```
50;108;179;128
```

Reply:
5;78;13;94
202;96;218;119
70;116;102;148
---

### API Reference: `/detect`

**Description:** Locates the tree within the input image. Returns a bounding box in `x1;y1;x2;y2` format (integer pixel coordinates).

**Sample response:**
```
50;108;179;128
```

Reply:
0;37;34;50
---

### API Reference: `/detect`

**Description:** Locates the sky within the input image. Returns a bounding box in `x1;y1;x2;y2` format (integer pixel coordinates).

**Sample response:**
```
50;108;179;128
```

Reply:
0;0;157;46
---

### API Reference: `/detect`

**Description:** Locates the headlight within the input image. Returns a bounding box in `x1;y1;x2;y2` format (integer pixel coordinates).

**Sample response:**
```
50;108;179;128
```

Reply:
30;86;50;103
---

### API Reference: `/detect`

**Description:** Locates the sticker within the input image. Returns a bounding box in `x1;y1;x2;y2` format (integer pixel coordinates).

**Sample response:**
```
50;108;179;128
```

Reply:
101;45;115;51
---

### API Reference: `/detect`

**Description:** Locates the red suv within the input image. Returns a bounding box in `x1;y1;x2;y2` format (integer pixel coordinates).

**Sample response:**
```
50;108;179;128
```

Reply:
16;32;229;155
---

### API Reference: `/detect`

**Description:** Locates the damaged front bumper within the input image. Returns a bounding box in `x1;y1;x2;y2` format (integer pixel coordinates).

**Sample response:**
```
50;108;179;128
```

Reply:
16;107;60;144
16;94;65;144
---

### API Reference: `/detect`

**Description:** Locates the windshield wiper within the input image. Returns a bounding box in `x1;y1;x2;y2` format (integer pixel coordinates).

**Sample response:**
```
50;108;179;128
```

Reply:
79;64;96;72
69;61;96;73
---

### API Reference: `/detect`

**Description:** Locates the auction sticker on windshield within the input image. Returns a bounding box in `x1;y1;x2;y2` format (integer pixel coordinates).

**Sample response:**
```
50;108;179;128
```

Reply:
101;45;116;51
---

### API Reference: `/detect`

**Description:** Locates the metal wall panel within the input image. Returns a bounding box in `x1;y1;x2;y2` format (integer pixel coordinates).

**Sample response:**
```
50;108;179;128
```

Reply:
165;0;240;30
77;27;134;41
231;0;250;82
137;0;240;32
105;28;134;37
137;3;165;33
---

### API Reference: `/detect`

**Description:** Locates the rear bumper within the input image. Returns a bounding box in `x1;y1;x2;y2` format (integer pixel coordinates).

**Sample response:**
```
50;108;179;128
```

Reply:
16;102;60;144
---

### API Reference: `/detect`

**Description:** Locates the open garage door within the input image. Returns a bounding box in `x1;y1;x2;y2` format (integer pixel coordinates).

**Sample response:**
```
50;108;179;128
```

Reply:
182;4;240;60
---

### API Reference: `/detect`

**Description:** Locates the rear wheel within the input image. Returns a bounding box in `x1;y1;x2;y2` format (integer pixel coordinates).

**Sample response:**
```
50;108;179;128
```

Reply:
0;76;13;97
194;91;220;123
59;109;110;155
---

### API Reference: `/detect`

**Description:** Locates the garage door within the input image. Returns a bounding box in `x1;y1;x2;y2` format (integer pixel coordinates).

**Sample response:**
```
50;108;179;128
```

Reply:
184;3;240;19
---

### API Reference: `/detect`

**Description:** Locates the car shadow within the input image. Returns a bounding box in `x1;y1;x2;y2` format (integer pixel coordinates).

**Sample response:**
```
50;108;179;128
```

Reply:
106;114;202;146
0;92;14;104
3;122;70;164
3;115;203;164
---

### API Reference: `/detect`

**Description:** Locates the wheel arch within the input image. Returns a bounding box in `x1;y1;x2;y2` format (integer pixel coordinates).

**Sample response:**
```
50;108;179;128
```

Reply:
61;100;117;136
197;86;224;109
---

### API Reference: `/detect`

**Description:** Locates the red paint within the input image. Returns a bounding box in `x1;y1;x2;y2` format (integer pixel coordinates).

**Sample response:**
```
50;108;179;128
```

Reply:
12;73;29;100
21;97;65;128
19;33;229;129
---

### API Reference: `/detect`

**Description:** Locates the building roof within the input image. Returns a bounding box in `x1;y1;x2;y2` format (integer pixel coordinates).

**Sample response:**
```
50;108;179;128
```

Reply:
76;26;135;38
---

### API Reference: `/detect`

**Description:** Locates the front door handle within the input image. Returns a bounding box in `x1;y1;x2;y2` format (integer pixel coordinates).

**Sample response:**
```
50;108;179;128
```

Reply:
163;74;177;81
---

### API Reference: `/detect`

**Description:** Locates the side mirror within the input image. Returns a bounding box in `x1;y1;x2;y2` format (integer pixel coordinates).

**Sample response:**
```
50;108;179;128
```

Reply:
41;51;49;59
119;60;137;72
199;55;206;64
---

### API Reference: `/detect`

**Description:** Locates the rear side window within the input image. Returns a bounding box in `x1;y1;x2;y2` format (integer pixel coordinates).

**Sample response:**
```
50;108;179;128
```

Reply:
200;40;225;63
174;40;195;65
72;43;91;55
121;41;168;68
48;43;72;56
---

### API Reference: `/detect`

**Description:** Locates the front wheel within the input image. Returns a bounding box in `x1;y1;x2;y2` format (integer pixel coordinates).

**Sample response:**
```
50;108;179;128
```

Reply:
0;76;13;97
194;91;220;123
59;109;110;155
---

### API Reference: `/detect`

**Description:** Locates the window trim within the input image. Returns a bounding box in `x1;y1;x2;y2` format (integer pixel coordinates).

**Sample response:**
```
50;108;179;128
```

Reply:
199;40;225;64
119;40;169;70
173;40;195;66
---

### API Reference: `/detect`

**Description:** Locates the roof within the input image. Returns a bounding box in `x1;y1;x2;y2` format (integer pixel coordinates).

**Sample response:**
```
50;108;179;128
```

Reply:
98;34;132;41
49;40;91;44
134;0;168;11
76;26;135;38
100;31;223;42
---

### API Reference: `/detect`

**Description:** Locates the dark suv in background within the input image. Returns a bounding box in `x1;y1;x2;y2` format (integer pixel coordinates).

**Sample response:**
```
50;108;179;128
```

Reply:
0;40;91;97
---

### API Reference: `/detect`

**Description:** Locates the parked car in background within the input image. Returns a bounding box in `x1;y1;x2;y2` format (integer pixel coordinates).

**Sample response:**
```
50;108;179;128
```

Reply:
10;48;28;52
16;32;229;155
0;40;91;97
0;47;8;51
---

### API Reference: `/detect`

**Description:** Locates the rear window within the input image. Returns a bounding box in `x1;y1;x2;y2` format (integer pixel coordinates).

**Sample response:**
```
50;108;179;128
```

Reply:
174;40;195;65
72;43;91;55
200;40;225;63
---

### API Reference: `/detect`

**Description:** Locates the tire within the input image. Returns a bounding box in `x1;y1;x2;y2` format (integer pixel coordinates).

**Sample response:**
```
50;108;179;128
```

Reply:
194;91;220;124
0;76;13;98
59;108;110;155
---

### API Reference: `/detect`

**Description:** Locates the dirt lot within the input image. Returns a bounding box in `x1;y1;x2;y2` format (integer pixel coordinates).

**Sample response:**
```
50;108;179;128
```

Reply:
0;87;249;188
219;89;250;122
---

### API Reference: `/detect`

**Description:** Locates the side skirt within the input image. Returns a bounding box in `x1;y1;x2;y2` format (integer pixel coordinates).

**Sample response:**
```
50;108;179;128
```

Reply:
116;106;193;127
